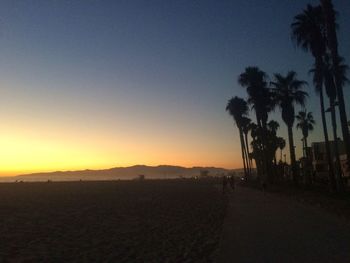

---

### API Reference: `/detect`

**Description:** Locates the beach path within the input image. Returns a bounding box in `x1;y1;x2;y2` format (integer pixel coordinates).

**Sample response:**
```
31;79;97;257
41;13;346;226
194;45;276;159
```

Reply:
218;185;350;263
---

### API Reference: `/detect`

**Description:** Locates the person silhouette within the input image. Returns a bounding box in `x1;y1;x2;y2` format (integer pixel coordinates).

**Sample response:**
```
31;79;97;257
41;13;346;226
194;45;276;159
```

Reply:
229;176;235;191
222;176;228;193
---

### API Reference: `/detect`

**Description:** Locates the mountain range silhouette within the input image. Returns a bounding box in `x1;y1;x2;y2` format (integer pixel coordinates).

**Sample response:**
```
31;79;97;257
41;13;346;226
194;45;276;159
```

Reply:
11;165;237;182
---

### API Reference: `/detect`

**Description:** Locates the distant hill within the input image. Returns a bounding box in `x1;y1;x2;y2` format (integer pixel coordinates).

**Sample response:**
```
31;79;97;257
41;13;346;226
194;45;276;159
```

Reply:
9;165;238;182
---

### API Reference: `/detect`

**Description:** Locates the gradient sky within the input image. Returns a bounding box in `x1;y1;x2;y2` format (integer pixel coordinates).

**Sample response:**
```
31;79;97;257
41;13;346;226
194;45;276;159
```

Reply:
0;0;349;175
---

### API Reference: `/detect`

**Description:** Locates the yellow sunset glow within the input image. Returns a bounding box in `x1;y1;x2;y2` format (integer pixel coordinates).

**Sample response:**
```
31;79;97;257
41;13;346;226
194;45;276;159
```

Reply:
0;119;241;176
0;75;241;176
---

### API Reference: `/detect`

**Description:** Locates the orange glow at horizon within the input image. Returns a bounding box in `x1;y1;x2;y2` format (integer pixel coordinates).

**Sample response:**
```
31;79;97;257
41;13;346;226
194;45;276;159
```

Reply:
0;73;244;177
0;120;242;177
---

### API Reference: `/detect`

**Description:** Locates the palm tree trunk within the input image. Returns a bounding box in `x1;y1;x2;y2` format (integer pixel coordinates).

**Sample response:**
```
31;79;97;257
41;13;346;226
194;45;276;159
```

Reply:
321;0;350;176
319;87;337;192
244;132;252;178
261;120;271;183
304;136;313;186
243;135;250;178
287;125;298;185
335;81;350;168
255;112;268;180
315;54;337;191
330;99;344;192
302;137;306;184
304;137;308;158
239;129;248;179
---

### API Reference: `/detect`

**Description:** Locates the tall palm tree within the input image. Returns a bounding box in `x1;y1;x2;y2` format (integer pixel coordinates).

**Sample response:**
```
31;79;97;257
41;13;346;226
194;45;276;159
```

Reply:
291;4;337;192
320;0;350;170
238;67;274;180
238;67;271;129
226;97;249;179
296;110;315;158
323;55;348;191
271;71;308;185
296;110;315;186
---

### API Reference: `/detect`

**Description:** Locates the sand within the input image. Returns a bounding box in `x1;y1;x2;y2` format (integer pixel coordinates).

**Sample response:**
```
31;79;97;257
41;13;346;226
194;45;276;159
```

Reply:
0;179;227;262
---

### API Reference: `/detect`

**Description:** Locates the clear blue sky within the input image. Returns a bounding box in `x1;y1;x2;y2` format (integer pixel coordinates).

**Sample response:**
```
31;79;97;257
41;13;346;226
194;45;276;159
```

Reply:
0;0;349;174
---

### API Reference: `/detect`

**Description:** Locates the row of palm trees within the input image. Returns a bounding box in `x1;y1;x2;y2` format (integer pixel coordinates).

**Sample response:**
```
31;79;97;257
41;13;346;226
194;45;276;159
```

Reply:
226;0;349;193
292;0;349;193
226;70;309;185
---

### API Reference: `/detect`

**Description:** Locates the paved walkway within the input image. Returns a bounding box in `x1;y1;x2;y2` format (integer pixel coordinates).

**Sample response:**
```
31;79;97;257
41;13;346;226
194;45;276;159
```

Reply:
218;185;350;263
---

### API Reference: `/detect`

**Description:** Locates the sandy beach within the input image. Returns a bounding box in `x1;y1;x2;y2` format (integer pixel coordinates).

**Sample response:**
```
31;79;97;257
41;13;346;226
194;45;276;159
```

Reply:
0;179;226;262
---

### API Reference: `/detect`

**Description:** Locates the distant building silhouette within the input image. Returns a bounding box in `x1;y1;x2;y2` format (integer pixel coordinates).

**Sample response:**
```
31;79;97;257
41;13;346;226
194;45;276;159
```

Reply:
311;140;349;179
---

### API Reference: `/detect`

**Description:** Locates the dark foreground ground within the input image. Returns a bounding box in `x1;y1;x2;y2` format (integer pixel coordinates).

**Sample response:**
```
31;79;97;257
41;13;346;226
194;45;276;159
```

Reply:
0;179;227;262
219;185;350;263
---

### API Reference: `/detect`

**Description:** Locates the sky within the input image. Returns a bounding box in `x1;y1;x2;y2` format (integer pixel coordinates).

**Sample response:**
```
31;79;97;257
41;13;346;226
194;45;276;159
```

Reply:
0;0;349;176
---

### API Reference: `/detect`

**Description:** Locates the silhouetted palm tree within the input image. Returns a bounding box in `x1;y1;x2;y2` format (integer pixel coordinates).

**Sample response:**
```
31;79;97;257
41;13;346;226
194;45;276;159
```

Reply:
271;71;308;185
323;55;349;191
266;120;283;181
238;67;271;129
268;120;279;136
238;67;274;179
277;137;286;163
226;97;249;179
267;120;280;165
248;122;263;177
320;0;350;170
274;136;286;181
268;120;280;166
249;124;265;178
291;4;337;192
296;110;315;158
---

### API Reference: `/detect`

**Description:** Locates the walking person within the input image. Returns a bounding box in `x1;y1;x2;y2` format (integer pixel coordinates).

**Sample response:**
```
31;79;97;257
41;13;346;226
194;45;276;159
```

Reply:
229;176;235;191
222;176;228;193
